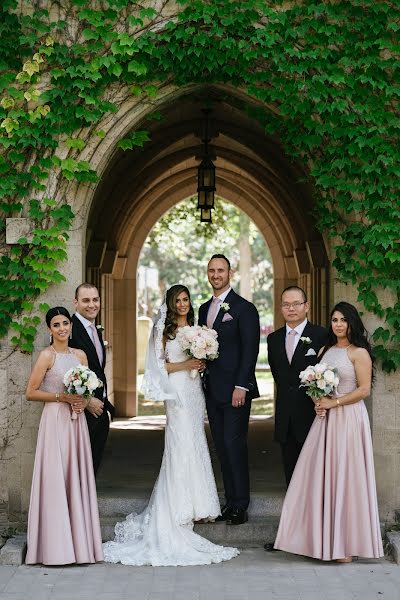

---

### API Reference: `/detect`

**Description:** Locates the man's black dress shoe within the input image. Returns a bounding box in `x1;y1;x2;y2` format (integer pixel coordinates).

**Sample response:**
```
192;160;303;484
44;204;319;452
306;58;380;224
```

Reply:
226;509;248;525
264;542;279;552
215;505;232;522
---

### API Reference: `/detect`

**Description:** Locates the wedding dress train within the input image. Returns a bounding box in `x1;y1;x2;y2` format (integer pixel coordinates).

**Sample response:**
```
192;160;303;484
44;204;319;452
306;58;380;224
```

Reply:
103;337;239;566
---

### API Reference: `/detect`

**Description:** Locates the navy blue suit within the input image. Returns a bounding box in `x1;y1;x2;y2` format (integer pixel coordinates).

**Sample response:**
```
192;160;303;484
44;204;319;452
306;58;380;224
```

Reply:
199;289;260;510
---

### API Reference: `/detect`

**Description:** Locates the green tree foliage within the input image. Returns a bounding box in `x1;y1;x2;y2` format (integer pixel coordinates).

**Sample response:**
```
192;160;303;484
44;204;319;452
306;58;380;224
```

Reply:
0;0;398;369
139;196;273;321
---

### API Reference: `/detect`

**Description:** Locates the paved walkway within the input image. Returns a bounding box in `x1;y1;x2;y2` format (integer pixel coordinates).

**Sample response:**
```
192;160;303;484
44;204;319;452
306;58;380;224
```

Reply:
0;549;398;600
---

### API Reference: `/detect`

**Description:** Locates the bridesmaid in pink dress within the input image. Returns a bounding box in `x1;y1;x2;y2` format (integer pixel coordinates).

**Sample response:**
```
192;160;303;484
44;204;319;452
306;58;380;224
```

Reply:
275;301;383;563
25;307;103;566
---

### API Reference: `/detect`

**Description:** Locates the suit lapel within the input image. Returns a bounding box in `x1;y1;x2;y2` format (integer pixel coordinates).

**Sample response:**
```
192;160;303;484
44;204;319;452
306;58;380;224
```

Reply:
72;315;103;368
97;327;106;369
278;327;290;366
212;289;235;332
201;298;212;327
291;321;314;365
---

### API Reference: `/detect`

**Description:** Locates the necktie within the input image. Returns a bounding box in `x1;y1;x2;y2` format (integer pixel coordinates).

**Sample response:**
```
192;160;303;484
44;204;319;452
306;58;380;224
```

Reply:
207;297;221;329
286;329;297;363
89;323;103;365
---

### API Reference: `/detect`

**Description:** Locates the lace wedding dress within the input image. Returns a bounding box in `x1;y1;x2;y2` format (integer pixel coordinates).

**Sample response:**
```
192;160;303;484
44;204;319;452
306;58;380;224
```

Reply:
103;336;239;566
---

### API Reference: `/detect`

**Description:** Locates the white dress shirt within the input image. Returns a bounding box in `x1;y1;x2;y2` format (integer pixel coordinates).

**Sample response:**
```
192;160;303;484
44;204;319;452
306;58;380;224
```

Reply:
212;287;232;303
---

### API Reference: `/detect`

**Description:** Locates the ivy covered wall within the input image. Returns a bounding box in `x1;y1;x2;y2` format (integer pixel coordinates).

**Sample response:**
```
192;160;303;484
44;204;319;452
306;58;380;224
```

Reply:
0;0;399;371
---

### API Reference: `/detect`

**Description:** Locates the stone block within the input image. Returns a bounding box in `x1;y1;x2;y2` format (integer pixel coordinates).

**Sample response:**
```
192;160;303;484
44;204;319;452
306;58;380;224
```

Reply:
371;394;395;429
87;240;107;269
101;249;118;274
386;531;400;565
0;533;27;565
293;248;310;275
383;429;400;451
5;219;33;244
306;240;328;268
7;352;31;394
283;256;297;279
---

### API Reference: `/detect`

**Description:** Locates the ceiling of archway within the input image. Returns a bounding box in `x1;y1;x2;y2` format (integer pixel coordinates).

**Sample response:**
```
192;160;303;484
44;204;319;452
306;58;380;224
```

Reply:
88;87;324;264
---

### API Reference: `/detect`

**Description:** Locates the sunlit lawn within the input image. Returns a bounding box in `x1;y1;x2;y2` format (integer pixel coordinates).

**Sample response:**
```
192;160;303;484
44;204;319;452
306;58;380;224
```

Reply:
137;370;274;417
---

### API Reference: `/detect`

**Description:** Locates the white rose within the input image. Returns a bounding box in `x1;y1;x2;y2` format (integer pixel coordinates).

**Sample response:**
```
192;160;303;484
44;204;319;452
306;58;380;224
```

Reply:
314;362;327;374
316;379;326;389
324;370;335;384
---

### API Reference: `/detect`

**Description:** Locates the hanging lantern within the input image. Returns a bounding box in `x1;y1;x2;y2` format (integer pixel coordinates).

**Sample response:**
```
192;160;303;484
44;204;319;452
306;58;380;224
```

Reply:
197;109;216;219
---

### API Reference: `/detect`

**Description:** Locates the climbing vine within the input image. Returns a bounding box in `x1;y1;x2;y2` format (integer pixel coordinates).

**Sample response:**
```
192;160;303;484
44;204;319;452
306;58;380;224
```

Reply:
0;0;399;370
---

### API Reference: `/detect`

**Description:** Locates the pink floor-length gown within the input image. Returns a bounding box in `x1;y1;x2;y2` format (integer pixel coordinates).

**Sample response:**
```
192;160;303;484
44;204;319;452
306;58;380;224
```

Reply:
26;349;103;565
274;346;384;561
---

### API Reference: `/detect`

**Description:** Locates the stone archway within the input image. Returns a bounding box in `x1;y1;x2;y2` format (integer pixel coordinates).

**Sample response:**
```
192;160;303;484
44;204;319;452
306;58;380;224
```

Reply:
82;86;329;417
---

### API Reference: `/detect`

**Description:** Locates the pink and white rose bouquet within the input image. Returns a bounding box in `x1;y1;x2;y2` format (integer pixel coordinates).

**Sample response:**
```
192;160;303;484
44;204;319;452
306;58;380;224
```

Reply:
299;362;339;401
176;325;219;378
63;364;103;419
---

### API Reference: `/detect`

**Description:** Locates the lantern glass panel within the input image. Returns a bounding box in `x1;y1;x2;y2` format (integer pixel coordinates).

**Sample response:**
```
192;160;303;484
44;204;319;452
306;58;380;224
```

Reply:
198;158;215;189
200;208;212;222
197;189;215;209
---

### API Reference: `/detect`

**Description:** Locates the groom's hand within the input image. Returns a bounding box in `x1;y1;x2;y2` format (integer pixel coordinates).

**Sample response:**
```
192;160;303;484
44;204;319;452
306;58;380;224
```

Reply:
232;387;246;408
86;397;104;418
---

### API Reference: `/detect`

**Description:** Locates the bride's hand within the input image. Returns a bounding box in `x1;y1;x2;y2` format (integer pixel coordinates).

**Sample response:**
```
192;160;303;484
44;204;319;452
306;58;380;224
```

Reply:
186;358;204;372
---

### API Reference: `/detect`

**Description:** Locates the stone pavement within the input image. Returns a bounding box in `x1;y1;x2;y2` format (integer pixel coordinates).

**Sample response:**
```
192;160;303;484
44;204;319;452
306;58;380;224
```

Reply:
0;549;398;600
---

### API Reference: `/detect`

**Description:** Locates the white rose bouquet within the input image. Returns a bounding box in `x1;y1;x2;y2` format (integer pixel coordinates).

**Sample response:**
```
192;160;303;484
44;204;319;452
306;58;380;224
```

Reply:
176;325;219;378
299;362;339;401
63;364;103;419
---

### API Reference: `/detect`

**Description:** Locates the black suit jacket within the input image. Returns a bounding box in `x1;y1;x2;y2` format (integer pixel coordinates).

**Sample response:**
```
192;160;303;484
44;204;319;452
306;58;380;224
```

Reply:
199;289;260;404
69;314;115;418
267;321;328;444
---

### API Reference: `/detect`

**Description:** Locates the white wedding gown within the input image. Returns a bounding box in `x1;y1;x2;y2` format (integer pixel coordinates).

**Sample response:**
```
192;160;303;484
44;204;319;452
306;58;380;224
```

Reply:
103;337;239;566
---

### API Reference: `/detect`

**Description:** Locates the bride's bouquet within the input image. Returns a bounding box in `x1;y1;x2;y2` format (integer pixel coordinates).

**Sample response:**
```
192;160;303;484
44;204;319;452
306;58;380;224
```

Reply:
176;325;219;378
299;362;339;401
63;364;103;419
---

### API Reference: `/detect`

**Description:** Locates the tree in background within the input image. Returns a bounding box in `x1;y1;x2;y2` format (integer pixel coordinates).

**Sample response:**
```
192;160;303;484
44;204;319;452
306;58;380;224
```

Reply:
138;196;273;324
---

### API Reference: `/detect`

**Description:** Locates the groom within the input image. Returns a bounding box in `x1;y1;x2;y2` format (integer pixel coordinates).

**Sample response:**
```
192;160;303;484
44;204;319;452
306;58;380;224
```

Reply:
199;254;260;525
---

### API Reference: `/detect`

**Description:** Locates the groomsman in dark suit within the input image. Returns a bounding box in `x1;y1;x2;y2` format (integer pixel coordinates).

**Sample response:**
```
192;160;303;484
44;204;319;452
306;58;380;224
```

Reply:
267;286;328;487
70;283;114;475
199;255;260;525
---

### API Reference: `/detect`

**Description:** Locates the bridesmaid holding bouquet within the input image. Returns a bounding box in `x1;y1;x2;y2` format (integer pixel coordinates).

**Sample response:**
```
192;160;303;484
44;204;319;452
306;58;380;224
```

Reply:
25;307;103;566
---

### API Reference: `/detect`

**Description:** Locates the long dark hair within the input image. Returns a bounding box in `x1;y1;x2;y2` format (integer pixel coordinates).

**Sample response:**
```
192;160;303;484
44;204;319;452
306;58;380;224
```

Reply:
322;301;374;365
164;285;194;340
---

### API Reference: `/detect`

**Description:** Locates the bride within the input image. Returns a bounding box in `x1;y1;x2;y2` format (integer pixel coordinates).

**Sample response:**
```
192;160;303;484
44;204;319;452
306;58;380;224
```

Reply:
103;284;239;566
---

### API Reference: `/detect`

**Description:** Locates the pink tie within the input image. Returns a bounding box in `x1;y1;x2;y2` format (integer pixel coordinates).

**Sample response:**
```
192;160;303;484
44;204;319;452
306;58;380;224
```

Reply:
90;323;103;365
286;329;297;363
207;297;221;328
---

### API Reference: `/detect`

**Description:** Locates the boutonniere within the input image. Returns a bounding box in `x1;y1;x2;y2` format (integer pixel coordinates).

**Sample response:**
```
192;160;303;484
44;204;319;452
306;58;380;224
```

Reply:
220;302;230;312
96;324;104;332
300;336;312;345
